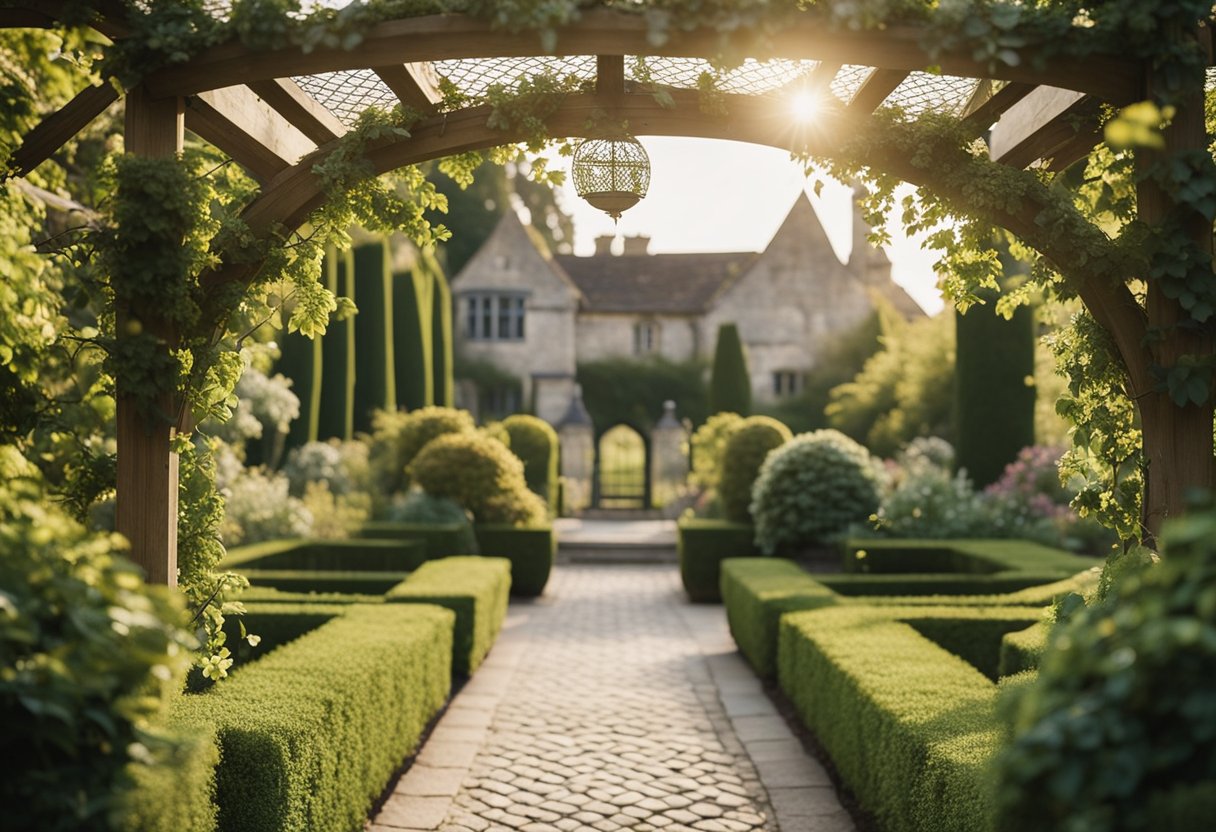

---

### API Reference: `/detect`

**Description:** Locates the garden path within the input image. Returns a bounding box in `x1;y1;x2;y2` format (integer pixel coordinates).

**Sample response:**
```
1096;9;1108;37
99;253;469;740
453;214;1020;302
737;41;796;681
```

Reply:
369;565;855;832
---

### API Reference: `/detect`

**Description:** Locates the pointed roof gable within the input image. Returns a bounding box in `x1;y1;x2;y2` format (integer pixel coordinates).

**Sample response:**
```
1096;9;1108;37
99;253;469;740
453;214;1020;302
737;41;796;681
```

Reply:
451;209;584;301
762;190;841;263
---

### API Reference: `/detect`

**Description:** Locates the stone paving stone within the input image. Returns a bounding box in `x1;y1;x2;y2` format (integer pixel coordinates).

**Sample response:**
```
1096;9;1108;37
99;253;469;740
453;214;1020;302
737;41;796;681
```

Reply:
374;565;855;832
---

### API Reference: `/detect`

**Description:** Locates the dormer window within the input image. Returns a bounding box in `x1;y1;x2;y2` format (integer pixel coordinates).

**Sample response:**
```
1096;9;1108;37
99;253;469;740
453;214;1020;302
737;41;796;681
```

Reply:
464;293;525;340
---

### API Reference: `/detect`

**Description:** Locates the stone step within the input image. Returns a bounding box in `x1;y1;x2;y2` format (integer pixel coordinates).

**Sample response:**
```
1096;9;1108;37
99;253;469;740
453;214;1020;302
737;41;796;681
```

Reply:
557;541;678;564
575;508;666;521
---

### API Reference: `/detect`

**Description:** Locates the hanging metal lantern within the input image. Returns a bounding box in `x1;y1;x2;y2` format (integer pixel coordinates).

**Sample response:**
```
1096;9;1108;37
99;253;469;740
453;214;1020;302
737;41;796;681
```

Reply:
571;136;651;220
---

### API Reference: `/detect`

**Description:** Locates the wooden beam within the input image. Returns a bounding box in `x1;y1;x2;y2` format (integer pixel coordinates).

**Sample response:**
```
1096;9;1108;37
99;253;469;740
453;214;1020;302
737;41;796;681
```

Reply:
116;84;183;588
373;62;443;114
247;78;347;144
145;10;1142;103
186;84;316;182
597;54;625;97
847;68;910;113
989;86;1100;169
961;81;1035;133
8;80;119;177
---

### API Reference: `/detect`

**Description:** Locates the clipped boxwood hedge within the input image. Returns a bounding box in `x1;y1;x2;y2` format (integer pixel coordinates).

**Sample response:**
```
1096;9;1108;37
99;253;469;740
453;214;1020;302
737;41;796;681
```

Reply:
720;558;836;677
474;524;554;597
223;538;428;572
219;603;348;671
357;522;472;559
678;518;761;602
172;604;453;832
777;605;1030;832
238;569;409;595
721;558;1095;678
842;538;1094;576
818;571;1076;597
237;586;385;605
998;621;1050;677
387;556;511;675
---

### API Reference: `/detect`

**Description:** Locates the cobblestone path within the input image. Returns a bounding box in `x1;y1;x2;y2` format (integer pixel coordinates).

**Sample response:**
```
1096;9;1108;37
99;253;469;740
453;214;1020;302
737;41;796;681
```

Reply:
371;566;854;832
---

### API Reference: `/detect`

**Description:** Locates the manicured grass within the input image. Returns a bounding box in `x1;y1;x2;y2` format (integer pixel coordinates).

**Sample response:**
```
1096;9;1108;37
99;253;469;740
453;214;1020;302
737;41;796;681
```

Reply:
677;518;761;602
387;556;511;675
172;604;453;832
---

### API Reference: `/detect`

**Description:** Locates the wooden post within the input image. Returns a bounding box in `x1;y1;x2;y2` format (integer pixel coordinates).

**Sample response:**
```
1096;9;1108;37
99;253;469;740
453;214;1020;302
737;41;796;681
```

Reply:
115;85;184;585
1135;30;1215;545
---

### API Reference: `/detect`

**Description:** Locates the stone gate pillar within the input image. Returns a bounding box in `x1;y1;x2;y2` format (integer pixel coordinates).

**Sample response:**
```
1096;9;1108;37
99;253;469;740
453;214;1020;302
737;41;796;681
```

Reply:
557;384;595;515
650;400;688;509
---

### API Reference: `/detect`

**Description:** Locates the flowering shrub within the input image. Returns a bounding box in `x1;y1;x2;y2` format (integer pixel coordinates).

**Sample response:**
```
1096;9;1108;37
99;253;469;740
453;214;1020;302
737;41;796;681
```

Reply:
689;412;743;491
870;463;989;539
220;467;311;546
282;438;372;499
300;481;370;540
751;430;881;554
898;436;956;471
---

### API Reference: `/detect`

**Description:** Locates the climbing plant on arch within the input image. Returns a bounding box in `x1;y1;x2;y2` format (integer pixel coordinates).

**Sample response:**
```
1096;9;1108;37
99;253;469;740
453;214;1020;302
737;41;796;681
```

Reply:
3;0;1214;590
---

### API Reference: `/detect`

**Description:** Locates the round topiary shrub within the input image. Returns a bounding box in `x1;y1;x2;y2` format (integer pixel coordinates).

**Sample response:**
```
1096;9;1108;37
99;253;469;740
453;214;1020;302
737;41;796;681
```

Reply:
719;416;792;522
369;406;475;495
689;411;743;491
407;432;546;526
502;414;559;513
994;508;1216;832
750;429;881;554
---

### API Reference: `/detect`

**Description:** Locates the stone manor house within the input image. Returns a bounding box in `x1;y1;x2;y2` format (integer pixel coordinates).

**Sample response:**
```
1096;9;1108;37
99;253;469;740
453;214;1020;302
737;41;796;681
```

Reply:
451;192;924;426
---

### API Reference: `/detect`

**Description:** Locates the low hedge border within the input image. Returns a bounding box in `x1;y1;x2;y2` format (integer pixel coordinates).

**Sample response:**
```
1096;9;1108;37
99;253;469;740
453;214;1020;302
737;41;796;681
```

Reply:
474;525;554;597
678;518;761;602
842;538;1094;576
777;605;1038;832
387;556;511;675
998;621;1050;676
818;572;1077;597
720;558;836;676
358;522;473;558
220;603;349;672
223;538;428;572
238;569;409;595
172;603;453;832
721;559;1094;677
237;586;385;605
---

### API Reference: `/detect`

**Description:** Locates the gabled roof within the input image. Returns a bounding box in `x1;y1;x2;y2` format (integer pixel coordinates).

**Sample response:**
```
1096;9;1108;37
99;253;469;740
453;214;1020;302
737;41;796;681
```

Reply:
452;209;585;301
554;251;758;315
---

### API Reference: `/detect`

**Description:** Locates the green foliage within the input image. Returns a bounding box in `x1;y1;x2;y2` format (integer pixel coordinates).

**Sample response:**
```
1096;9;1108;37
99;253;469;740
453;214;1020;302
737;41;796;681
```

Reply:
719;558;837;677
408;431;547;526
842;538;1095;578
502;414;559;513
955;284;1036;488
997;622;1049;677
115;725;218;832
994;504;1216;832
318;247;356;440
577;356;709;435
709;323;751;416
818;572;1077;598
474;523;555;597
224;538;428;572
677;518;760;603
0;456;196;832
377;491;479;555
718;416;791;523
276;317;322;452
369;405;476;497
351;240;396;433
237;570;409;596
386;556;511;675
392;244;434;412
171;604;452;832
751;429;882;554
827;310;955;457
871;459;990;539
777;605;1016;832
689;411;742;491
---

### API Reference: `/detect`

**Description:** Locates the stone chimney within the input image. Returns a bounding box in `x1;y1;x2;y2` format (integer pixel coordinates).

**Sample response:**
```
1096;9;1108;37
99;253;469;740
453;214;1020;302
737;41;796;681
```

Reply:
622;234;651;255
593;234;615;256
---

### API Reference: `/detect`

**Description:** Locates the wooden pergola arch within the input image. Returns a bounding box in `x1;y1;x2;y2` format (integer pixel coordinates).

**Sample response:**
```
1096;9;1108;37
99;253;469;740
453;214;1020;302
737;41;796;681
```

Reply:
4;4;1201;582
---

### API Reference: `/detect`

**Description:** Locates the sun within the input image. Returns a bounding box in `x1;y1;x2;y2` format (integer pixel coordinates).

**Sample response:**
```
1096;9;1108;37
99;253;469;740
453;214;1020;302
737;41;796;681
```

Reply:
789;90;820;123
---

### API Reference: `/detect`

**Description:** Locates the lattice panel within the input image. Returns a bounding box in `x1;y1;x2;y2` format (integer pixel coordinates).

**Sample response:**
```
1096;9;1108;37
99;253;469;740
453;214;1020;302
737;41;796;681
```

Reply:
292;69;400;125
433;55;599;99
884;72;980;117
627;57;819;95
829;65;873;103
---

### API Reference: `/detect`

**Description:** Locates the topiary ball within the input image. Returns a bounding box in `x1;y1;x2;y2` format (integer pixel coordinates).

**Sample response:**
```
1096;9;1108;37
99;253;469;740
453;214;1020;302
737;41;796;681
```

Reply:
369;407;476;495
750;429;881;554
502;414;559;511
407;432;546;526
719;416;792;522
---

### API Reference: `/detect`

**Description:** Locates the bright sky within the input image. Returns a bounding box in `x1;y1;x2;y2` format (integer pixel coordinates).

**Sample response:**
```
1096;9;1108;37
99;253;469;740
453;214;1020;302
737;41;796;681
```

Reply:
547;137;946;315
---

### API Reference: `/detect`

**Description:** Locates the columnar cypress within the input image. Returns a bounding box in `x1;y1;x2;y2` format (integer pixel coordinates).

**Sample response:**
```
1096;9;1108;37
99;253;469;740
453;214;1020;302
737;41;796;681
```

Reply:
318;247;356;440
430;252;455;408
352;239;396;432
277;320;322;452
710;323;752;416
955;280;1036;487
393;248;433;412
